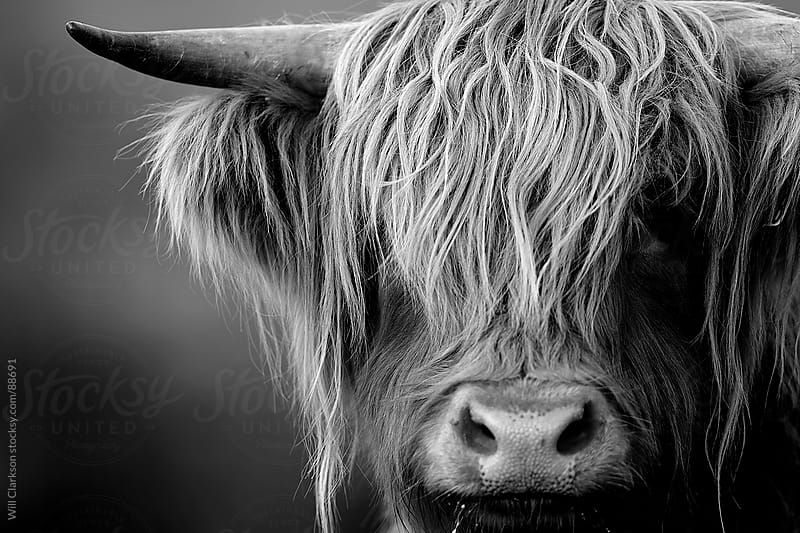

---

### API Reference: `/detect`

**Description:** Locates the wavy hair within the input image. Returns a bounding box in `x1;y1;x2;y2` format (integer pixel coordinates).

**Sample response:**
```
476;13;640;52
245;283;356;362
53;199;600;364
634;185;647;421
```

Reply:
136;0;800;530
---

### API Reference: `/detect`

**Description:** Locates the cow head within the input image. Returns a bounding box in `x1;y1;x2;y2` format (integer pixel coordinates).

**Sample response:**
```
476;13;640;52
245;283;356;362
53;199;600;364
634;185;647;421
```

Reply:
68;1;800;531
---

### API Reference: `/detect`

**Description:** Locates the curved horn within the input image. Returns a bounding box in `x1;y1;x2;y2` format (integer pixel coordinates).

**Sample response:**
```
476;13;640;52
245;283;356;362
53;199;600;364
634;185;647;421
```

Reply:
697;2;800;81
65;21;353;95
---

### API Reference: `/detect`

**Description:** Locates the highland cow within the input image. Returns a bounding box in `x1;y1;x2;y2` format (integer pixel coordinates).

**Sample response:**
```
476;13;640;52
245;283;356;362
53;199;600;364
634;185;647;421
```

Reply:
67;0;800;531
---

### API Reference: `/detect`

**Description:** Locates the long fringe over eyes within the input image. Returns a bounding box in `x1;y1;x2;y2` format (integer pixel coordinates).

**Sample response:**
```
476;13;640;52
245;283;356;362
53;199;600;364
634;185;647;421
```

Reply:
325;0;734;520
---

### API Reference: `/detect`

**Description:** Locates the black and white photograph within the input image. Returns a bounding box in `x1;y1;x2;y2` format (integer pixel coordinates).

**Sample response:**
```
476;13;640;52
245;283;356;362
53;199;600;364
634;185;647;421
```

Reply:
3;0;800;531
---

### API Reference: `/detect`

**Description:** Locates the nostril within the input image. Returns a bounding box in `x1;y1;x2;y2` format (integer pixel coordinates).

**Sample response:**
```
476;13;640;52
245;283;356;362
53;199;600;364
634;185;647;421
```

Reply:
556;401;601;456
458;408;498;455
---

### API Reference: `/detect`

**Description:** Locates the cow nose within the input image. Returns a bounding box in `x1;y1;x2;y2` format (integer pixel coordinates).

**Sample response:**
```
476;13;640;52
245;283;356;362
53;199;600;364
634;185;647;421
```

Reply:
426;380;629;496
460;394;600;458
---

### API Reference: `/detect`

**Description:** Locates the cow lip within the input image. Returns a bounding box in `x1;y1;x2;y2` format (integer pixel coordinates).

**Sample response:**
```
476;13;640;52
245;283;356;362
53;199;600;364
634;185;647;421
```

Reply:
432;492;623;532
459;492;594;515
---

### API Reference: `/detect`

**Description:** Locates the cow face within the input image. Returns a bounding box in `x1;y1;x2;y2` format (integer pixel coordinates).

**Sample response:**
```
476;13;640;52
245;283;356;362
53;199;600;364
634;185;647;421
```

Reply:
69;0;800;531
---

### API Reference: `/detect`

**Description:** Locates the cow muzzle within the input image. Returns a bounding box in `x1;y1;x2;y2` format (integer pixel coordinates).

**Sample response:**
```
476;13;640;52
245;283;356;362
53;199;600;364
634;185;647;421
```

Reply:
424;378;630;498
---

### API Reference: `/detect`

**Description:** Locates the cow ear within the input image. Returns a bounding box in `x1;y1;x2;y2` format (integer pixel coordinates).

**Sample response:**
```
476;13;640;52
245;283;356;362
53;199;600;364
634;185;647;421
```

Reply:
705;4;800;403
727;68;800;387
136;85;323;297
138;89;354;533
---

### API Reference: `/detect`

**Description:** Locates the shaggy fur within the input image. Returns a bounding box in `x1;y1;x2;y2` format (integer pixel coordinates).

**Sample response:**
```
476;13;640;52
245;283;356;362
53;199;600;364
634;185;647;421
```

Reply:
135;0;800;531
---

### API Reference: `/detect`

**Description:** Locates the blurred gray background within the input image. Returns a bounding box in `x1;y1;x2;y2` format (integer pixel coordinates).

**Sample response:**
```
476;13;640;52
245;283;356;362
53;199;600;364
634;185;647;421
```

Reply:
2;0;800;532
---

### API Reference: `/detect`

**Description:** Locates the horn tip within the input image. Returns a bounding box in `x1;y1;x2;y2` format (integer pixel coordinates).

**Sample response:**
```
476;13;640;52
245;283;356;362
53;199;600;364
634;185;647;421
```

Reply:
65;20;87;37
65;21;105;50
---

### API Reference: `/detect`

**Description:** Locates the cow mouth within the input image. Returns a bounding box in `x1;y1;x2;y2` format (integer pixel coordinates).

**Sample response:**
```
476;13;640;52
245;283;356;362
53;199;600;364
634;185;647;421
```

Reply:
414;492;630;533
